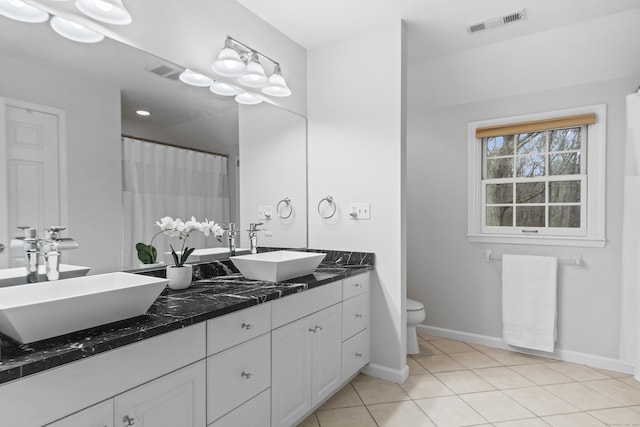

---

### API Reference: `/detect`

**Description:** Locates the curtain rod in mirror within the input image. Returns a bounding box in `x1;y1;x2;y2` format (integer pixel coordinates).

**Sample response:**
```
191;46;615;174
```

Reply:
121;134;229;158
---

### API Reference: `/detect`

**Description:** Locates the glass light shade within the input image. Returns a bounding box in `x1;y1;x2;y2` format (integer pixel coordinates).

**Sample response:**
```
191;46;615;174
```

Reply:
211;48;246;77
50;16;104;43
179;69;214;87
235;92;262;105
0;0;49;23
75;0;132;25
210;81;242;97
237;57;268;88
262;72;291;97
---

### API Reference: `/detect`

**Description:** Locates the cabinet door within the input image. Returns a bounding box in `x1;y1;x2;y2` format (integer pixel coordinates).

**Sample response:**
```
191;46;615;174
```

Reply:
47;400;114;427
115;361;206;427
310;303;342;407
271;316;313;427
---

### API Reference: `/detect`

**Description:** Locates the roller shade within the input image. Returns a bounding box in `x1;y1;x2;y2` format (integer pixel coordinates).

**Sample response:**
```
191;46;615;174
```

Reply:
476;113;596;138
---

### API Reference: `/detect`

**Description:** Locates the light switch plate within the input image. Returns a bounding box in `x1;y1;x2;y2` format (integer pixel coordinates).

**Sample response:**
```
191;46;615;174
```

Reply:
258;205;273;220
349;202;371;220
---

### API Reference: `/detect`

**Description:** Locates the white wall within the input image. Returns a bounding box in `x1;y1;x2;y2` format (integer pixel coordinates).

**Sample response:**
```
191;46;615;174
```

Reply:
238;103;307;249
407;10;640;370
307;22;407;382
0;55;122;274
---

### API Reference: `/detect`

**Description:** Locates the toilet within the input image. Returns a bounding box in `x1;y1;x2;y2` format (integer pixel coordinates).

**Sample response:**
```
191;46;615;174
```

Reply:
406;298;426;354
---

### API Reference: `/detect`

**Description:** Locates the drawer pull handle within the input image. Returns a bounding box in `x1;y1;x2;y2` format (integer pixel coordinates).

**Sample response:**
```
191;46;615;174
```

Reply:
123;415;136;426
309;326;323;333
355;313;363;318
241;371;253;379
355;352;363;358
354;283;362;288
241;323;252;330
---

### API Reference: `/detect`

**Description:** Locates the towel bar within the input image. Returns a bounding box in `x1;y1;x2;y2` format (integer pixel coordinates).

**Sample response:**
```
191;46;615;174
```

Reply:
485;250;583;269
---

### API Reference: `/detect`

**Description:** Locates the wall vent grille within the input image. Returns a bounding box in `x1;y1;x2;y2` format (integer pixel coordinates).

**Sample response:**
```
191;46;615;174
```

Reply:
145;63;183;81
466;9;526;34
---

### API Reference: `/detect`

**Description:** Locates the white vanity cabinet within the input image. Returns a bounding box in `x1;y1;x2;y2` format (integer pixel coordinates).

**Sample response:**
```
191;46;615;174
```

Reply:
341;273;371;382
114;361;207;427
47;401;114;427
271;303;342;427
206;302;272;426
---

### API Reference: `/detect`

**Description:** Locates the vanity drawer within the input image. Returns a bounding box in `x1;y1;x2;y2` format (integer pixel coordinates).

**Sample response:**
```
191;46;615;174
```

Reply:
342;292;370;341
272;281;341;329
210;389;270;427
342;272;370;301
207;302;271;355
342;328;370;383
207;333;271;423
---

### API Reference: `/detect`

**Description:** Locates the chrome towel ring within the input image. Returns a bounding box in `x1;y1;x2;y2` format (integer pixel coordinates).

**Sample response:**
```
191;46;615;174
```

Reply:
317;195;337;219
277;197;293;219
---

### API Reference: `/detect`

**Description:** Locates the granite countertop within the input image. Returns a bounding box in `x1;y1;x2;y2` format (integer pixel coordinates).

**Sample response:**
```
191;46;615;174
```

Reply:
0;249;374;386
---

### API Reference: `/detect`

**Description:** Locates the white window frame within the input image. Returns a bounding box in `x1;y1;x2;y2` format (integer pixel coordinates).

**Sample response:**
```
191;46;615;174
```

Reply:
467;104;607;247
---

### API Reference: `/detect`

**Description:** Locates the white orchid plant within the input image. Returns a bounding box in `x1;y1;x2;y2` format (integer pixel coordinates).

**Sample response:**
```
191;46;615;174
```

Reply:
136;216;223;267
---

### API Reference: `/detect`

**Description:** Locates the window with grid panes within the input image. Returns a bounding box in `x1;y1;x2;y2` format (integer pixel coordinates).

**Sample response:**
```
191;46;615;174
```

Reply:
483;126;585;235
467;105;606;247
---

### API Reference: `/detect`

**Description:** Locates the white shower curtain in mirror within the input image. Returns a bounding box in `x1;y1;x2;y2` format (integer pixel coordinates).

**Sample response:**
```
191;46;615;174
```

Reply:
620;91;640;380
121;137;230;269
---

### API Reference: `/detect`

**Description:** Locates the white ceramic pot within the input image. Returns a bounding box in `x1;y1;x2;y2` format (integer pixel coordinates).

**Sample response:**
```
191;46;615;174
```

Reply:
166;264;193;290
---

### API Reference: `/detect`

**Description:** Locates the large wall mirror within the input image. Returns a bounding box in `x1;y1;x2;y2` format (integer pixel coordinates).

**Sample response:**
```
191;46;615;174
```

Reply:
0;15;307;274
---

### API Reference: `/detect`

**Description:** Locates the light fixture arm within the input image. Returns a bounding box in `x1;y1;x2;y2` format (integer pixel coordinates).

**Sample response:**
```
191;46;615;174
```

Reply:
225;36;280;69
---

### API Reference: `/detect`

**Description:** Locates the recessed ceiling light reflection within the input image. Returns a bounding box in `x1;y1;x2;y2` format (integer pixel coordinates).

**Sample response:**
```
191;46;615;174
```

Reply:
136;110;151;117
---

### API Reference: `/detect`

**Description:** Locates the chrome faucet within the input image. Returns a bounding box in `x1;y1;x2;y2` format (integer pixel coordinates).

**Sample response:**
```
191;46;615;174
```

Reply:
18;226;78;283
248;223;271;254
223;223;238;256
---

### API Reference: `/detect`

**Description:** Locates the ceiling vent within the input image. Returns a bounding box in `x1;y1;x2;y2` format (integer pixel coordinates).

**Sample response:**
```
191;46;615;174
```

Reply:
466;9;526;34
145;62;183;81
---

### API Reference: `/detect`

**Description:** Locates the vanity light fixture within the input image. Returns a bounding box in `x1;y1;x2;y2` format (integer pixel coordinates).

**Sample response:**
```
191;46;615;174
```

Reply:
262;64;291;97
237;52;268;88
0;0;49;23
179;69;214;87
75;0;132;25
211;38;247;77
50;15;104;43
209;81;242;97
211;36;291;98
235;92;263;105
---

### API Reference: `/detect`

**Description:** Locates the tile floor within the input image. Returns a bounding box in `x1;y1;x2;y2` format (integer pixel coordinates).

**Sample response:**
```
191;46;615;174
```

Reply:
297;333;640;427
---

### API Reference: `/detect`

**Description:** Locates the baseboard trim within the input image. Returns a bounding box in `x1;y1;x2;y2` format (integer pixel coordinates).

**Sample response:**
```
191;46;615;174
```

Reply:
361;362;409;384
417;324;634;375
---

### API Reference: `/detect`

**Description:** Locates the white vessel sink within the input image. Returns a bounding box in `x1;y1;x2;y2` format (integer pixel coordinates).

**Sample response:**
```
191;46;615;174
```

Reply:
0;264;91;288
230;251;326;282
0;272;168;343
164;247;250;263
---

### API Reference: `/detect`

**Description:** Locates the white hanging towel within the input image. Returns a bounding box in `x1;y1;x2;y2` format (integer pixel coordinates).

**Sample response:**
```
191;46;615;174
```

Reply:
502;254;558;352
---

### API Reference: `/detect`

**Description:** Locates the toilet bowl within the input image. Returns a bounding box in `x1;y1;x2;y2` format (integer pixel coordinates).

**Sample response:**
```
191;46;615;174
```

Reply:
406;298;426;355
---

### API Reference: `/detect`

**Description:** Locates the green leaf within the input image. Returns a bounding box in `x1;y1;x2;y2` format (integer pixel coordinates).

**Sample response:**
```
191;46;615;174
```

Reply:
170;244;180;267
136;242;157;264
180;246;195;266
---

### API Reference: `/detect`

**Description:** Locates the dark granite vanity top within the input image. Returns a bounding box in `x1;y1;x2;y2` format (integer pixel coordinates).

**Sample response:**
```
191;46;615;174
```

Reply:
0;249;373;385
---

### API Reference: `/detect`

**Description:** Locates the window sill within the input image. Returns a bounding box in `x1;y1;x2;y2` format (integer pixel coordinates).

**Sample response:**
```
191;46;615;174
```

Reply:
467;234;606;248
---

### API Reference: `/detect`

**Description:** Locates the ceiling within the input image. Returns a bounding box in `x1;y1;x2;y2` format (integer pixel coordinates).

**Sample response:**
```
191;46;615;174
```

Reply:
234;0;640;63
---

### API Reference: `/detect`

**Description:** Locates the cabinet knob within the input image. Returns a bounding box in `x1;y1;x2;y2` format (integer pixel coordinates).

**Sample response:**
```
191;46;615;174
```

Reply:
241;323;252;330
241;371;253;379
355;352;363;358
309;327;317;334
354;283;362;288
355;313;363;318
123;415;136;426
